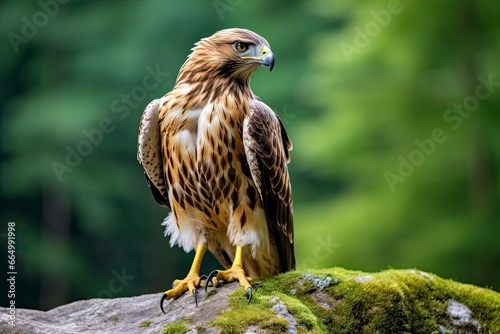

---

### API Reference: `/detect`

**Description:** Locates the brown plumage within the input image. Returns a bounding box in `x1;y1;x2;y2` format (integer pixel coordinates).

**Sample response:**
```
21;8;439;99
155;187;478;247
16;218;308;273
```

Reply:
137;28;294;307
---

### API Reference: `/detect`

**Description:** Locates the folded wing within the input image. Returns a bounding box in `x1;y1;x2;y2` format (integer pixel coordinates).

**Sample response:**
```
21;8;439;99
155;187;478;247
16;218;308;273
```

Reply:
243;99;295;272
137;99;169;208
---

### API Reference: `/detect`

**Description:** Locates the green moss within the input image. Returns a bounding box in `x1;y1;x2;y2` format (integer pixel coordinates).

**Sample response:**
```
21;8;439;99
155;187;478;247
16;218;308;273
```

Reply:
211;292;289;333
273;292;325;333
108;314;121;322
204;288;218;299
161;319;190;334
212;268;500;333
139;320;153;327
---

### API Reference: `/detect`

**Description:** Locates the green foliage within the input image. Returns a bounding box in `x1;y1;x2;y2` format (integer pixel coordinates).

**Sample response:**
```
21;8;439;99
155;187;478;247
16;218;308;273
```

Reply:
0;0;499;312
293;0;500;292
161;319;190;334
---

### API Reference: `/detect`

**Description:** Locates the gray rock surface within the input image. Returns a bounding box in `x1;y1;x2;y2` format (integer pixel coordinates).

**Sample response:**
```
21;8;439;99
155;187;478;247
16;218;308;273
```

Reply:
1;268;499;333
0;282;235;334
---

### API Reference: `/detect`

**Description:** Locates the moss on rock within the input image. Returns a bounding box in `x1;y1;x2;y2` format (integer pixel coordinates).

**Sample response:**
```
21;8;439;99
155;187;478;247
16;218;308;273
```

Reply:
161;319;190;334
139;319;153;327
211;268;500;333
2;268;498;333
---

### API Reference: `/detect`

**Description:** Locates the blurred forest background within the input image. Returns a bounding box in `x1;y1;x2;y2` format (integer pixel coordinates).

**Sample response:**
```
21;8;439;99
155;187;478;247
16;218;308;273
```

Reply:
1;0;499;311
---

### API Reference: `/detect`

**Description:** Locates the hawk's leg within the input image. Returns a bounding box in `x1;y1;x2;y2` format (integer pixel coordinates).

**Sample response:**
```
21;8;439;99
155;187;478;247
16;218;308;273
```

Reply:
160;245;206;312
206;246;254;303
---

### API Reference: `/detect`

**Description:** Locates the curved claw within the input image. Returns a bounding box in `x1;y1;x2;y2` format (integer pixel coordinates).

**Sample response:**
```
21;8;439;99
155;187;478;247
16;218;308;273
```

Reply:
193;289;198;307
246;287;252;304
205;270;219;292
160;293;167;314
199;275;209;288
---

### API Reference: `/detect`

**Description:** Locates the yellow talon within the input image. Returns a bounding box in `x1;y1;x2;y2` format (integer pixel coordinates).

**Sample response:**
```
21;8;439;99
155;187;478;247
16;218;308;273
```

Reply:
206;246;254;302
160;245;206;312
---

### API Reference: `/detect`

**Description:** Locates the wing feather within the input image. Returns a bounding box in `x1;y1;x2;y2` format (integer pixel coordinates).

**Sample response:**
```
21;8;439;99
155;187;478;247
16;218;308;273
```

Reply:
243;99;295;272
137;99;170;208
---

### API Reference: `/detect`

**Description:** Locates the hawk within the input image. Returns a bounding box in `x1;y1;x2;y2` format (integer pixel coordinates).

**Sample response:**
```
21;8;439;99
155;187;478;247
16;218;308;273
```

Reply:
137;28;294;310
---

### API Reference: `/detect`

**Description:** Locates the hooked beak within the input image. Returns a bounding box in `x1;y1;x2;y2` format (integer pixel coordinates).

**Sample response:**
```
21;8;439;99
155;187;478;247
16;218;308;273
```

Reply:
260;46;275;71
241;45;276;71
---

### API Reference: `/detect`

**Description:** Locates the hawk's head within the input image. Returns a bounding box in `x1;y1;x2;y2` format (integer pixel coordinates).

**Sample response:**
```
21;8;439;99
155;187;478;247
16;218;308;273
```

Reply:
180;28;275;84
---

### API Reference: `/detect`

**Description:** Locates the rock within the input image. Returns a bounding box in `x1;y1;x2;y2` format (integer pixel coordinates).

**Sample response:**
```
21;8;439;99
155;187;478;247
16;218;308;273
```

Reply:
1;268;499;333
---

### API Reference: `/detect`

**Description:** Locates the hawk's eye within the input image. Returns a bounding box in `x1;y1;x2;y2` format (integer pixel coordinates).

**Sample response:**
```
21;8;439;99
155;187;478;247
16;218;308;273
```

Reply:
235;42;248;53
